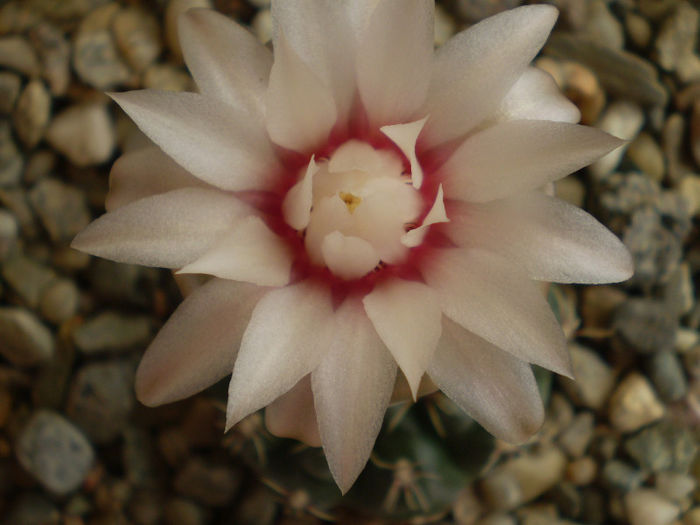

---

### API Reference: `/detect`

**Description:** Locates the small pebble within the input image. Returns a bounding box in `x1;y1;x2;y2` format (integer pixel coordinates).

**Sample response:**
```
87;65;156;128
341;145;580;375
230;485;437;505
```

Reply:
73;311;151;354
0;306;54;366
601;459;645;491
646;351;688;402
174;458;242;507
558;411;594;457
16;410;95;495
252;9;273;45
558;344;615;410
566;456;597;486
0;36;40;75
625;489;679;525
590;101;644;180
46;104;115;167
113;7;162;73
655;472;696;503
13;80;51;149
163;498;206;525
0;120;23;187
680;175;700;215
582;0;624;50
624;421;698;473
608;372;665;433
626;12;652;48
1;254;56;308
29;22;71;96
24;149;56;185
0;72;20;114
39;278;79;324
627;132;665;182
28;177;92;243
655;1;700;82
5;493;61;525
143;63;192;92
614;299;678;354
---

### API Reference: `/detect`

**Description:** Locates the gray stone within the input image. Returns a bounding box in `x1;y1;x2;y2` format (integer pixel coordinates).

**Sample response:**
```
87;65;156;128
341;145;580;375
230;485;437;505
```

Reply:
479;447;567;511
123;427;157;486
655;2;700;79
0;72;20;114
646;351;687;402
39;278;79;325
663;263;694;315
73;4;131;89
614;299;678;354
13;80;51;149
559;412;595;457
655;472;696;502
609;373;665;433
559;344;615;410
0;307;54;366
545;33;668;106
0;120;23;187
174;458;242;507
67;360;134;443
46;103;115;167
0;208;18;260
113;7;162;73
28;177;91;243
624;421;698;473
73;311;151;354
601;460;646;491
29;22;71;96
0;36;40;75
1;254;56;308
16;410;95;495
625;489;680;525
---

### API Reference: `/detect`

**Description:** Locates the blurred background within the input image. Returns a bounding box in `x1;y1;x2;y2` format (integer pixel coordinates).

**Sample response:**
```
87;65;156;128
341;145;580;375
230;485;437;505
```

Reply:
0;0;699;523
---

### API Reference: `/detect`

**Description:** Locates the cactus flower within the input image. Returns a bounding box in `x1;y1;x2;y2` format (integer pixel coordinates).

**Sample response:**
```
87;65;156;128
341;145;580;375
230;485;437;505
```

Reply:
73;1;633;492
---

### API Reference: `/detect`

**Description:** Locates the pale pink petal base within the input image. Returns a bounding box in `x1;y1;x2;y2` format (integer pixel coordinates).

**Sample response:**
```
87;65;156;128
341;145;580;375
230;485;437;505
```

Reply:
265;375;321;447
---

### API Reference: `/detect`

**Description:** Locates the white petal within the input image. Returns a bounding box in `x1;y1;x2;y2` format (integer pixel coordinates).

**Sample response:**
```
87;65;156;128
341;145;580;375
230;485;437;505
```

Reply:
321;231;380;280
178;216;293;287
327;140;403;176
110;90;280;191
282;156;318;230
401;184;448;248
72;188;253;268
179;9;272;114
427;317;544;443
421;248;572;377
446;193;634;284
442;121;624;203
381;116;429;189
344;0;380;37
423;5;558;146
135;279;264;406
311;297;397;493
497;67;580;124
225;281;334;430
105;147;206;211
356;0;433;126
271;0;356;123
265;375;321;447
363;279;441;399
265;30;338;152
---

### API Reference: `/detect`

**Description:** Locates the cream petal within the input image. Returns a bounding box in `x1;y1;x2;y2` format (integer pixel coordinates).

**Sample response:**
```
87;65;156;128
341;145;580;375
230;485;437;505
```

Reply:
265;30;338;153
446;193;634;284
135;279;264;406
311;296;397;493
225;281;334;430
282;156;318;230
363;278;442;399
110;90;280;191
271;0;356;123
442;121;624;203
72;188;253;268
179;9;272;114
401;184;448;248
344;0;380;37
421;248;572;377
423;5;558;146
178;216;293;287
321;231;380;280
380;116;429;189
496;67;581;124
427;317;544;443
105;147;206;211
265;375;321;447
356;0;433;126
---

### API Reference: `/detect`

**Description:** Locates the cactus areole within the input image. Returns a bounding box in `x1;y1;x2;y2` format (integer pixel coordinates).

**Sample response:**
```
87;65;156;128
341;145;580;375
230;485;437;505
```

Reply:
73;1;633;493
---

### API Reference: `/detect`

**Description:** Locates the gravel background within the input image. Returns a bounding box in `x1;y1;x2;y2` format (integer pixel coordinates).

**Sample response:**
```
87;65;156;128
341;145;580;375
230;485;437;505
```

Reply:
1;0;699;524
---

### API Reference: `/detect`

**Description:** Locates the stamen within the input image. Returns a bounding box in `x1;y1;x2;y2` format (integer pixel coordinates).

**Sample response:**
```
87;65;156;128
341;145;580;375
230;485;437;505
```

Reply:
339;191;362;213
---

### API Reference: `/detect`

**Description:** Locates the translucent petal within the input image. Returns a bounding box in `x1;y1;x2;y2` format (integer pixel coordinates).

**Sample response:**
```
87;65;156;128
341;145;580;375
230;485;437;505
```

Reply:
265;375;321;447
265;30;338;152
423;5;558;146
311;297;397;493
381;116;429;189
446;193;634;284
421;248;572;377
356;0;433;126
496;67;581;123
271;0;356;122
110;90;280;191
225;280;334;429
135;279;264;405
363;278;442;399
179;216;293;287
72;188;253;268
105;147;206;211
321;231;380;280
442;121;624;203
282;156;318;230
428;317;544;443
401;184;448;248
179;9;272;113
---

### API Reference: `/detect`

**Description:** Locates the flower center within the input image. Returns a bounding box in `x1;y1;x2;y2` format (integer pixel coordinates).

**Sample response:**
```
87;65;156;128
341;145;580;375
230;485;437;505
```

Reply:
282;140;424;280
